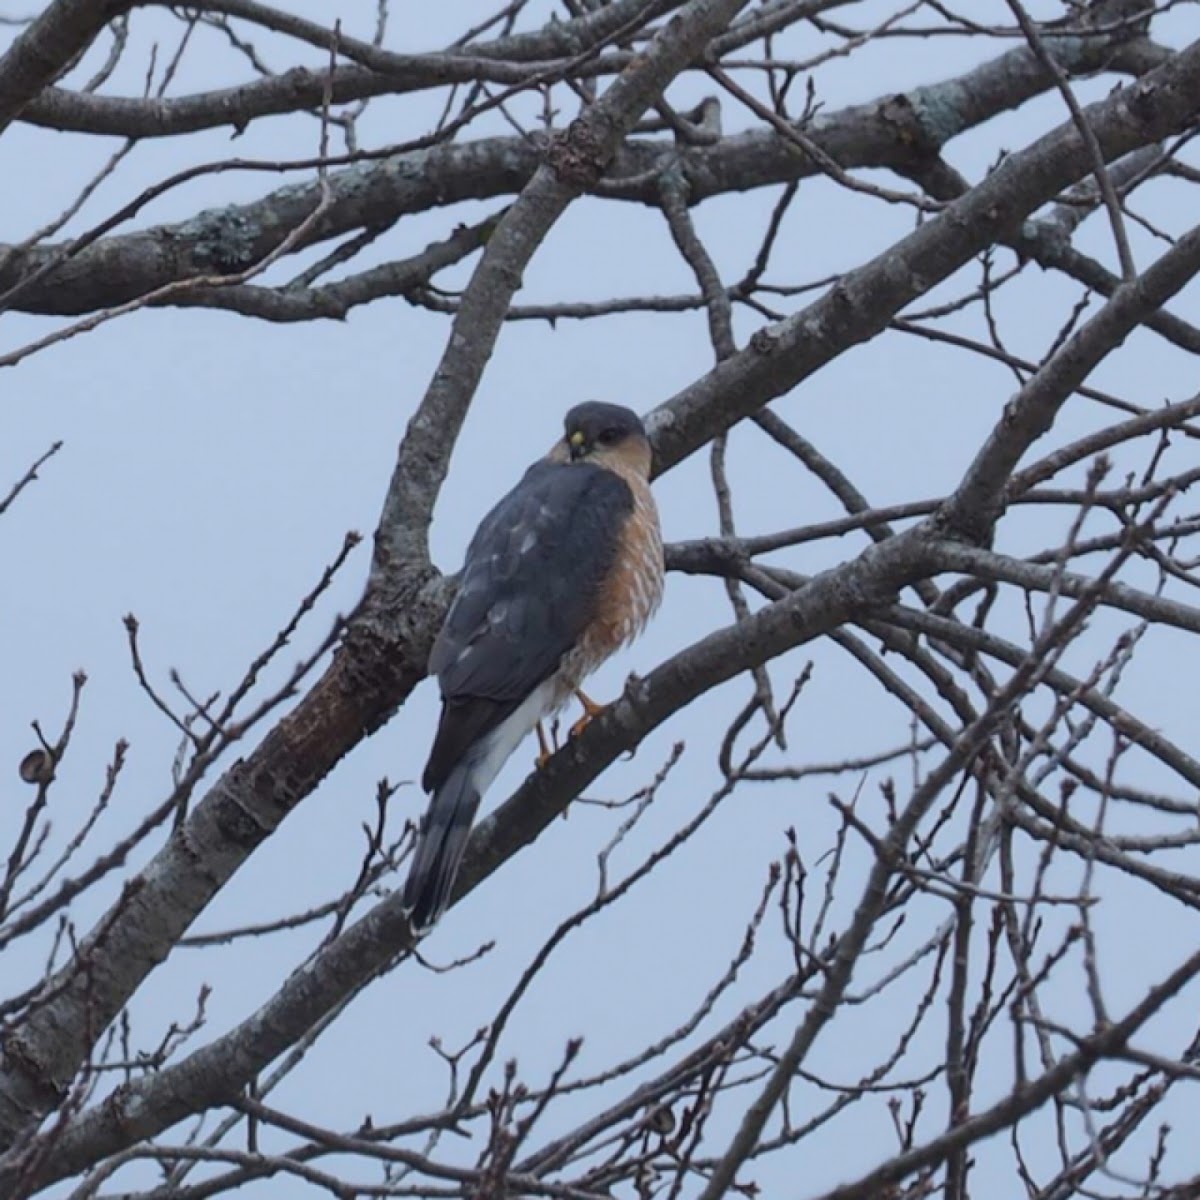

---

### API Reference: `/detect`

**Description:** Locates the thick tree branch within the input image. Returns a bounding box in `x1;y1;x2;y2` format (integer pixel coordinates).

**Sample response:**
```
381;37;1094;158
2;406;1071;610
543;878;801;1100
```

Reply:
161;213;503;322
0;27;1169;317
0;0;128;135
160;0;681;78
16;0;685;137
16;0;1105;141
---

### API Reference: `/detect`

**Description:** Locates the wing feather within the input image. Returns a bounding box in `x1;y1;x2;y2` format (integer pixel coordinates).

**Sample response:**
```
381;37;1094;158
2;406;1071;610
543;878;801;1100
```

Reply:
422;460;633;791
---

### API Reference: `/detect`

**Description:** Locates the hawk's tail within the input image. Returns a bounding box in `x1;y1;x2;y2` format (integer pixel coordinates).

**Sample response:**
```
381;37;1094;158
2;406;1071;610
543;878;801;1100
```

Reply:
402;763;482;934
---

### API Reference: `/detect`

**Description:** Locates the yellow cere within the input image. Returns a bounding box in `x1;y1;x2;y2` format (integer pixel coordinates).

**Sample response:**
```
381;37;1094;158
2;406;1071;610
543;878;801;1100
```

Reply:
569;430;586;448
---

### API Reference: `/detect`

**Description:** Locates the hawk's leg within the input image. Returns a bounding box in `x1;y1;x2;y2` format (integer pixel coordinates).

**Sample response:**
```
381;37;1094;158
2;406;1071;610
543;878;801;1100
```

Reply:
568;688;607;740
536;720;553;769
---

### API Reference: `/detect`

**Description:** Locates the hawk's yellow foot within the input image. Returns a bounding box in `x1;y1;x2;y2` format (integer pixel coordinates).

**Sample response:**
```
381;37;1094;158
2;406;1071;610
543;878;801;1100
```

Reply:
568;688;607;740
536;720;554;768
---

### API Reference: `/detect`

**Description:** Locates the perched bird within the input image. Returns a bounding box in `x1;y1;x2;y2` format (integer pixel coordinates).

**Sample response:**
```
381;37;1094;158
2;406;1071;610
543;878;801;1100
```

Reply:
402;402;664;933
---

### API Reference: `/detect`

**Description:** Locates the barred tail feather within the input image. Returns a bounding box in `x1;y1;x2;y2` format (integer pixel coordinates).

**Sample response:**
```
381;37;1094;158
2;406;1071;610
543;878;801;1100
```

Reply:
402;764;482;933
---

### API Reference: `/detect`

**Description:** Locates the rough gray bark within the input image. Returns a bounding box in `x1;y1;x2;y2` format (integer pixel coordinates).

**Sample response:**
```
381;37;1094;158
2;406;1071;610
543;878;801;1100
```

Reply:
0;0;131;133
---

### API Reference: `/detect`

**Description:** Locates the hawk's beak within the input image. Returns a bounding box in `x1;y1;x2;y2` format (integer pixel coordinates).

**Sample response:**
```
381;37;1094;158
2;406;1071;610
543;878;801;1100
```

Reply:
568;430;586;461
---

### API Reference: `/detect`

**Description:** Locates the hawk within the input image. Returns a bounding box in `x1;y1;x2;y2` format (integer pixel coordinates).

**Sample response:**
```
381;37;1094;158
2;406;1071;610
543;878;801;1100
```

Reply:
402;402;664;933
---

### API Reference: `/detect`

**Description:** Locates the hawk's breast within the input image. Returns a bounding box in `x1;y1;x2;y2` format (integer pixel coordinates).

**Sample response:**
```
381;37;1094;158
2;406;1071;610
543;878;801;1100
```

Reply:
560;466;663;689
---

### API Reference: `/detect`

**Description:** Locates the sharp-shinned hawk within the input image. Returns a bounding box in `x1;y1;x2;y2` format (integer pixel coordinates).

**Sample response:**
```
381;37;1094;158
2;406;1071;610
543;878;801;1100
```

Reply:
402;402;664;932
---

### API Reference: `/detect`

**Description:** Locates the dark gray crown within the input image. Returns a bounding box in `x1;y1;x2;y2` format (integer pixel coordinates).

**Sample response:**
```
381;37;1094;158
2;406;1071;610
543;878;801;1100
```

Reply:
564;402;646;444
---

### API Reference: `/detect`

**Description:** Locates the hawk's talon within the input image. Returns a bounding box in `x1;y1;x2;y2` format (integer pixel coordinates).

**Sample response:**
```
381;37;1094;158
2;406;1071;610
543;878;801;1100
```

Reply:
535;720;554;768
569;688;608;739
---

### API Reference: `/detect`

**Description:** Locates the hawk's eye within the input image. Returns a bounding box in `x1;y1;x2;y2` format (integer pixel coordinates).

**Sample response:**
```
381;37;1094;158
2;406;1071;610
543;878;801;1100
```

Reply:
597;428;621;446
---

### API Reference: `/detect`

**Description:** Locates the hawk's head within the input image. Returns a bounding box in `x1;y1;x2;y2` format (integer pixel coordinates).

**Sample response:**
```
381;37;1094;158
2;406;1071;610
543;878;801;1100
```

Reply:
560;402;651;478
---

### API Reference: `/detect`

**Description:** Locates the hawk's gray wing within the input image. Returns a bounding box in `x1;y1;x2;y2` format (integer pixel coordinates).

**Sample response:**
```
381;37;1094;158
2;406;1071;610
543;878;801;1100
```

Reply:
422;459;632;793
